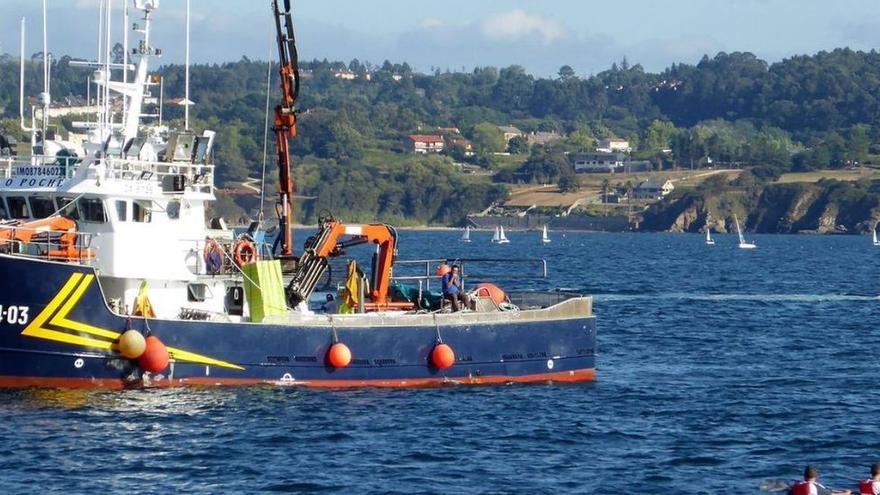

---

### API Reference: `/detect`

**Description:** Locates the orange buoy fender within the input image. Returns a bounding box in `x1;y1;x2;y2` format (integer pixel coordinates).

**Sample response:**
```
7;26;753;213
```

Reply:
476;283;506;305
139;336;170;373
436;263;451;277
118;329;147;359
431;343;456;370
327;343;352;368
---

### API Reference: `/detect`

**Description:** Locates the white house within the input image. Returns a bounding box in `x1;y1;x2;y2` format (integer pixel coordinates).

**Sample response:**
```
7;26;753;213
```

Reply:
634;180;675;200
597;138;631;153
571;152;626;173
405;135;445;154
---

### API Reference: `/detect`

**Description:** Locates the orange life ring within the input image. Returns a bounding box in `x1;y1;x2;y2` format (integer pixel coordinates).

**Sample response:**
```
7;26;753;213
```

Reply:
233;239;258;266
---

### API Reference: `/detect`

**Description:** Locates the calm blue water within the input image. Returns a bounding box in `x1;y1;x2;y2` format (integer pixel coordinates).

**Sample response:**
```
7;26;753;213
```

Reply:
2;231;879;494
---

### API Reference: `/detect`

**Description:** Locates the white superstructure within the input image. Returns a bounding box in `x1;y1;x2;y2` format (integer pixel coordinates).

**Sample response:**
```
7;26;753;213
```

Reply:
0;0;235;320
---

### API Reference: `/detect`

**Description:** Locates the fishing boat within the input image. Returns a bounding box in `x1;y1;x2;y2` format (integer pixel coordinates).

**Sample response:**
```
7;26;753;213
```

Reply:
705;228;715;246
734;214;756;249
460;226;471;243
0;0;596;389
541;225;551;244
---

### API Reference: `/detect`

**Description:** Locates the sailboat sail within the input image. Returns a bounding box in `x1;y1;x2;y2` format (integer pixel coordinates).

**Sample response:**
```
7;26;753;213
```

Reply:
461;226;471;242
542;225;550;243
874;227;879;246
491;226;500;243
499;226;509;243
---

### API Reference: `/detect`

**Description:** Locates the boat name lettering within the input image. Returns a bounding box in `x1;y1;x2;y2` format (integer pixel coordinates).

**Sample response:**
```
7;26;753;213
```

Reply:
502;353;524;360
0;305;30;325
4;178;66;188
13;166;65;177
526;351;548;359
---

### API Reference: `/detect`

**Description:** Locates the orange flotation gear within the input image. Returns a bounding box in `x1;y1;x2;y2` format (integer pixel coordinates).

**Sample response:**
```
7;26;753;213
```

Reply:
233;239;257;266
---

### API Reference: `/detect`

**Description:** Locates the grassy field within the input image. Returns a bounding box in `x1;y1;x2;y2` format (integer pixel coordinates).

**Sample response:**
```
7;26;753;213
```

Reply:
775;168;880;184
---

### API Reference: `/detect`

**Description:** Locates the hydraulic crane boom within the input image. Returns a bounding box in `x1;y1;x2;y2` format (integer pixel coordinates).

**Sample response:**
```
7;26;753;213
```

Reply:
271;0;300;259
286;219;409;311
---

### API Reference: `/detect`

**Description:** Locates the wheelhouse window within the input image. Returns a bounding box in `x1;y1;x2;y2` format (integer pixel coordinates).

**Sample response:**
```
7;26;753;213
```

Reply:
29;197;55;218
115;200;128;222
132;201;152;223
6;197;29;219
80;198;106;223
55;197;80;220
166;200;180;220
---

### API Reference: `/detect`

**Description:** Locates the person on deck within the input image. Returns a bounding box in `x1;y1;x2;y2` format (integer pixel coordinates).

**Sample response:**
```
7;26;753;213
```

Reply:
321;294;338;314
789;466;851;495
859;464;880;495
441;265;469;312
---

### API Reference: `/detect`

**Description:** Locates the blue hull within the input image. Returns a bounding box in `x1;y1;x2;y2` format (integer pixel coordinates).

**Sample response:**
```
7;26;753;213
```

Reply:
0;255;596;388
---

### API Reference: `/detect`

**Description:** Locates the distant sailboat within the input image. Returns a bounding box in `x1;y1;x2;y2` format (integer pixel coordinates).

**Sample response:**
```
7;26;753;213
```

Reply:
461;225;472;243
541;225;551;244
734;214;756;249
705;228;715;246
498;225;510;244
873;225;879;246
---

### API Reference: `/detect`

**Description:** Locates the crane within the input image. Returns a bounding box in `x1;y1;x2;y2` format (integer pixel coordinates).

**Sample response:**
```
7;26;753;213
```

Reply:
286;218;412;312
271;0;300;260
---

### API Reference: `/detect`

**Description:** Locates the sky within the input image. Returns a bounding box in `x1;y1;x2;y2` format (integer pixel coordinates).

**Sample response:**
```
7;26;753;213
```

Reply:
1;0;880;77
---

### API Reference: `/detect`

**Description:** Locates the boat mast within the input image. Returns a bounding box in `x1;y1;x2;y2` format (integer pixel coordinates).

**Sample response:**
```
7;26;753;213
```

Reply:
271;0;300;259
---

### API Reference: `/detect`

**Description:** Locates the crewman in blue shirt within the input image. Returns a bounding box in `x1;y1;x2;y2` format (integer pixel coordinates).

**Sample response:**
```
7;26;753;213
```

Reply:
441;265;470;312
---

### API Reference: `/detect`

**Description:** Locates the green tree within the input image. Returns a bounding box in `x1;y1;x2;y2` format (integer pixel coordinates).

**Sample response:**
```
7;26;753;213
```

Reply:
471;122;506;154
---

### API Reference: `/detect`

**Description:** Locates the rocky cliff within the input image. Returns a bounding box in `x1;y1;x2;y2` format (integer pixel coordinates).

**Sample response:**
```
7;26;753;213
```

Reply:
640;180;880;234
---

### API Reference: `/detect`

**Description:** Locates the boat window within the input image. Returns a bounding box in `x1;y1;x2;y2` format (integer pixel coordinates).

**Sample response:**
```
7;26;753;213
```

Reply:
29;197;55;218
80;198;106;223
6;196;29;219
132;201;152;223
55;197;80;220
166;200;180;220
115;200;128;222
0;198;8;220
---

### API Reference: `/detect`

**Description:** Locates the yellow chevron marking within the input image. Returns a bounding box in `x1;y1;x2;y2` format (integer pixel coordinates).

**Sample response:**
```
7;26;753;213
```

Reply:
21;273;245;371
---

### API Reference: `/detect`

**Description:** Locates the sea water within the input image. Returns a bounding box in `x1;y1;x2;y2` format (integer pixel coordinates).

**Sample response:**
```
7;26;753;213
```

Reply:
1;231;878;494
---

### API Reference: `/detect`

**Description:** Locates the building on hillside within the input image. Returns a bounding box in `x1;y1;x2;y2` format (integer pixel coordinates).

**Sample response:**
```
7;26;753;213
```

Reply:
571;152;626;173
498;125;524;143
405;135;445;154
527;131;564;147
634;180;675;200
447;137;474;156
597;137;631;153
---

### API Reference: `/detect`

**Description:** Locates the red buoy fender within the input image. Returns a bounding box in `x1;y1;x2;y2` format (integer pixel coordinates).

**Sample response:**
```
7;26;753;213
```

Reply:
139;336;170;373
327;343;352;368
431;343;455;370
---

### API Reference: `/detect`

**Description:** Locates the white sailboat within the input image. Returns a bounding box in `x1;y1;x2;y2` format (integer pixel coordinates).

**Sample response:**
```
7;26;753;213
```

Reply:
461;225;471;243
873;226;879;246
541;225;551;244
491;226;501;244
705;228;715;246
498;225;510;244
734;214;756;249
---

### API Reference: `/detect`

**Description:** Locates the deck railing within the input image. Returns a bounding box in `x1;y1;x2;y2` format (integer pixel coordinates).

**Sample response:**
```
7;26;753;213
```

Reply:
0;225;95;264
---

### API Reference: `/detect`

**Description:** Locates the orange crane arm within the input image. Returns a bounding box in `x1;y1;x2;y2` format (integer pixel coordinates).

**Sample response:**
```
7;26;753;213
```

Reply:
286;219;407;310
271;0;300;259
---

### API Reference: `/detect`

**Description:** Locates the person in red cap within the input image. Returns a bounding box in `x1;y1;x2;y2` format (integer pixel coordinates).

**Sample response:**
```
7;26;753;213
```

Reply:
789;466;851;495
859;464;880;495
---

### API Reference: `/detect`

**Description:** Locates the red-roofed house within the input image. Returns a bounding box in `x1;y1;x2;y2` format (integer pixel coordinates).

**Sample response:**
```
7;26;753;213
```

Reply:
405;135;445;154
